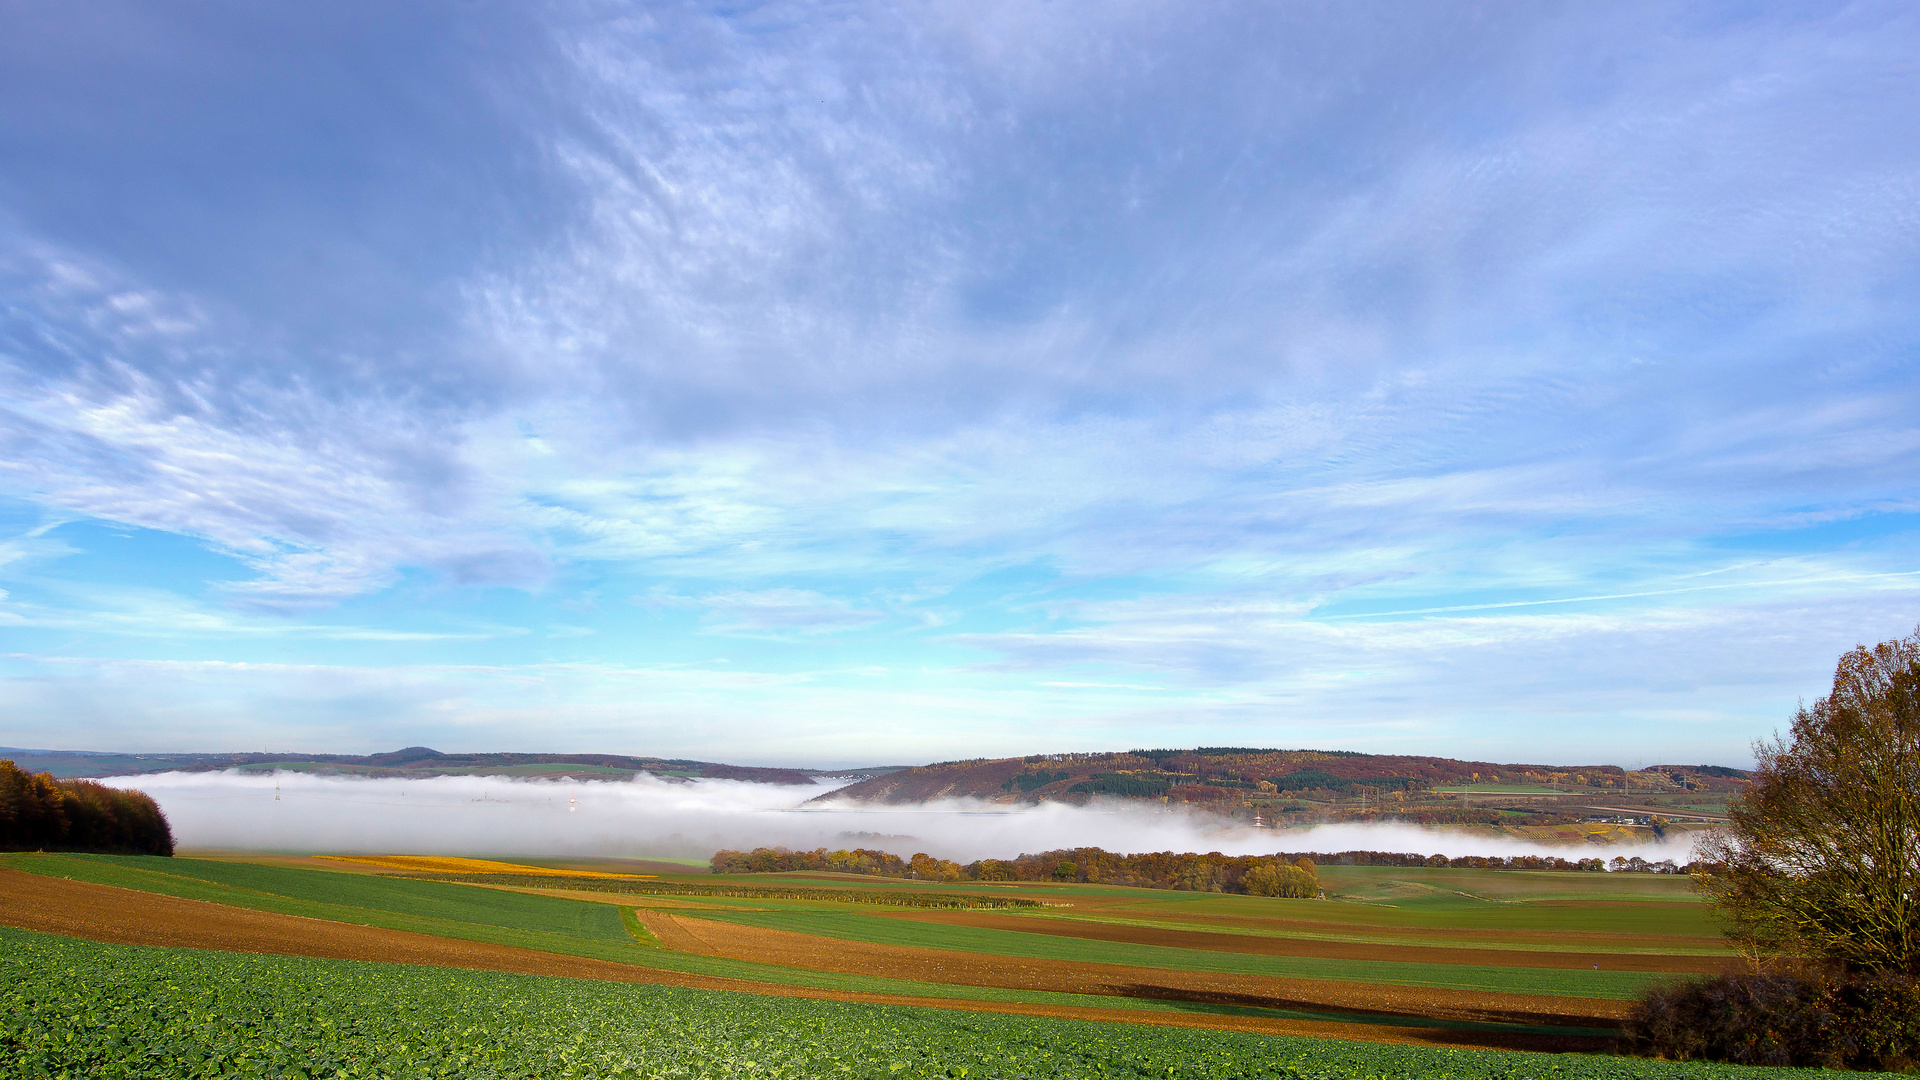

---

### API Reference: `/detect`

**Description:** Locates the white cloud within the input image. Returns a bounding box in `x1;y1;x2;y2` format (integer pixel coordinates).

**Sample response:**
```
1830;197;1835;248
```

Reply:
0;3;1914;764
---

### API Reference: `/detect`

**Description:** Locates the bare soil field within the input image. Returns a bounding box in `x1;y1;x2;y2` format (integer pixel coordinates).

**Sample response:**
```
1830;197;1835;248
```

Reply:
0;868;1597;1051
876;909;1732;973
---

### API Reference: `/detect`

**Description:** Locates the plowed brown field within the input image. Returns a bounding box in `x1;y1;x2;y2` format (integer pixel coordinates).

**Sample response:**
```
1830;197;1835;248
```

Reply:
1052;891;1728;941
875;910;1730;973
0;868;1604;1050
1042;899;1726;951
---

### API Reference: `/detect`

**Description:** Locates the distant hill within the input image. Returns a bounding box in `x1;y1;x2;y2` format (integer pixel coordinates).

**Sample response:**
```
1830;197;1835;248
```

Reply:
0;746;818;786
4;742;1750;810
814;747;1749;806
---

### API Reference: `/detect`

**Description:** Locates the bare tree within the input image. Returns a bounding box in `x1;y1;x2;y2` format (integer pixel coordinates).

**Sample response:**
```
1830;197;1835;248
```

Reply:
1697;629;1920;973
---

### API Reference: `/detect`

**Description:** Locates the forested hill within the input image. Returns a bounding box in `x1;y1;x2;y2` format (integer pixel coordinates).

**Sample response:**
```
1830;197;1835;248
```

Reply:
812;748;1749;806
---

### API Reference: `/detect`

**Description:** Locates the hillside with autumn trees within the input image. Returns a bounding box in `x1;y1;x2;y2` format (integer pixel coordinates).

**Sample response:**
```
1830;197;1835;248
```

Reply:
817;747;1747;830
824;748;1744;802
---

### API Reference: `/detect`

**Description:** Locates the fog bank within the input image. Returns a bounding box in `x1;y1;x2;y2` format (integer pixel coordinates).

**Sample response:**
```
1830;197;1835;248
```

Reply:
114;771;1702;862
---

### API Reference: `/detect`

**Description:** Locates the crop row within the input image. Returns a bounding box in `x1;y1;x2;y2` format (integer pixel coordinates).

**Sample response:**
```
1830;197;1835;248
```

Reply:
397;873;1043;908
2;928;1860;1079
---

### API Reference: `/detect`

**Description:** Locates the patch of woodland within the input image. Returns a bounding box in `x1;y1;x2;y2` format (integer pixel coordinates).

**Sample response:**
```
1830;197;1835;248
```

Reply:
966;849;1323;896
0;759;174;856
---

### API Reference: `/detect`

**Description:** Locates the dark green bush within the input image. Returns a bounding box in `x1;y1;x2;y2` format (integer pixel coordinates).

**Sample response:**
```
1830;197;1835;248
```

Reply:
1623;969;1920;1070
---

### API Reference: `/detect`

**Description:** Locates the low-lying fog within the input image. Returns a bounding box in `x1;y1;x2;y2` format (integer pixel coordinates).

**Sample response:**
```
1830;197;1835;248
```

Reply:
110;771;1703;863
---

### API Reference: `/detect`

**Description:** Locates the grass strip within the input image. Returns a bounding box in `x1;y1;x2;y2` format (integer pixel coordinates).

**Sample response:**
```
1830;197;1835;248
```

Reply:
618;907;661;947
399;872;1045;908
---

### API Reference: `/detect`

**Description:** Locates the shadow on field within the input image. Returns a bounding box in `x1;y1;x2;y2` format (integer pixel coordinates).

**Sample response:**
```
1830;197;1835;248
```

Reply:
1109;983;1618;1051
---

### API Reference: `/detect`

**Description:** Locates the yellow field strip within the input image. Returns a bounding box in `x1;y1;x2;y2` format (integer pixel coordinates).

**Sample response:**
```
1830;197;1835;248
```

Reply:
455;881;745;910
316;854;655;879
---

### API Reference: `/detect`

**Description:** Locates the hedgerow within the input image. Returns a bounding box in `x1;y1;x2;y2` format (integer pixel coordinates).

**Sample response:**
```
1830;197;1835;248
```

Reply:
708;845;1681;893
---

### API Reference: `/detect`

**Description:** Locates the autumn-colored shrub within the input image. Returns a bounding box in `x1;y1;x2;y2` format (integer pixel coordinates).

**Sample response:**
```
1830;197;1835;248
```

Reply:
0;760;173;855
1242;859;1319;898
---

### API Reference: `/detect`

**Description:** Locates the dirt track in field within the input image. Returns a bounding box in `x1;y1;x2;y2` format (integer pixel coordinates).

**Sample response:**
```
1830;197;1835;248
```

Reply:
0;868;1605;1051
636;911;1627;1031
876;910;1731;973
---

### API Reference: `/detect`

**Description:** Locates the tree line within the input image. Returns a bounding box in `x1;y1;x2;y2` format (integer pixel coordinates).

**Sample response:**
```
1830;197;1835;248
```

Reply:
710;844;1323;896
708;842;1697;895
0;760;174;856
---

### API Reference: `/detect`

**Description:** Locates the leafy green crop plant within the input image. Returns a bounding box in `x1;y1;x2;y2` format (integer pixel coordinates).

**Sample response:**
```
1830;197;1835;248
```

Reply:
2;929;1883;1079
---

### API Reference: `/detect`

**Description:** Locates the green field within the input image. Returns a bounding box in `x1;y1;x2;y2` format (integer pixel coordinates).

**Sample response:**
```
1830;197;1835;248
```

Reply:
1316;865;1698;902
1;853;1729;995
1;850;1779;1072
0;929;1862;1080
702;864;1722;945
688;907;1665;998
12;852;1516;1024
0;852;634;948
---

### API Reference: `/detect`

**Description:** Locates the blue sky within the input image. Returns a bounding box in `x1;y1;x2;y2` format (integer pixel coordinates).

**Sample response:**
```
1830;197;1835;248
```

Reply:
0;1;1916;767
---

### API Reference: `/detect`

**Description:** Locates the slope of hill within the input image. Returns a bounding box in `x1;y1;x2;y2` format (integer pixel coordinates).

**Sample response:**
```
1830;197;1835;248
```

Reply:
0;746;817;785
811;748;1747;826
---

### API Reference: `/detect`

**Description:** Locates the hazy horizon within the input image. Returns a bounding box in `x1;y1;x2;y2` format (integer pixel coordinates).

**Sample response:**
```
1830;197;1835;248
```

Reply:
110;770;1704;865
9;739;1757;774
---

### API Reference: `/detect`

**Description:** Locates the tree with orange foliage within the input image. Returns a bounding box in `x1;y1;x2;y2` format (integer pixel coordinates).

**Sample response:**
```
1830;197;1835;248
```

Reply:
1697;630;1920;974
0;760;173;855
